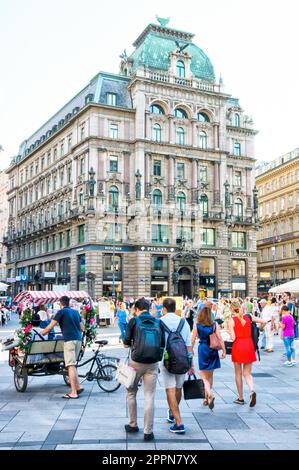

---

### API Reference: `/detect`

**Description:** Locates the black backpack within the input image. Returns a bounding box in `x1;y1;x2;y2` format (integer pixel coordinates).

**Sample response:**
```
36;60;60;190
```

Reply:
161;319;190;374
131;315;163;364
248;314;260;361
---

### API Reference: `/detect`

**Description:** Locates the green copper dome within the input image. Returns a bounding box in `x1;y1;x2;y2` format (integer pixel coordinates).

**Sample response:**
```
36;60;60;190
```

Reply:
129;24;215;82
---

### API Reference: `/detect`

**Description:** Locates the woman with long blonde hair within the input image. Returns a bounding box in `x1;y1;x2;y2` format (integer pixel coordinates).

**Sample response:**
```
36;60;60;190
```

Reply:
227;300;266;406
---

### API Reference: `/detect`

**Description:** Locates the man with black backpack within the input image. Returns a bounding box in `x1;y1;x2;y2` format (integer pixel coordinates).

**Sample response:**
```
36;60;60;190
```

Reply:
160;297;194;434
123;297;165;442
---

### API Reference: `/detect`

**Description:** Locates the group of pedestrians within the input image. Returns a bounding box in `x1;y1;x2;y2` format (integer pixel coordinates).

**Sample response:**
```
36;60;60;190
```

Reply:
121;295;271;441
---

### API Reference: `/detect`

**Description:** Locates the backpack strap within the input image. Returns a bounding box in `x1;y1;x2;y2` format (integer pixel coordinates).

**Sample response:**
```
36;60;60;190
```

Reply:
176;318;185;335
160;320;171;335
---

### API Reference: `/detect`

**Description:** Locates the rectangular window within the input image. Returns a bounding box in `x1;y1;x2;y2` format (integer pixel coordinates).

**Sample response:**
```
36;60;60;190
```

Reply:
80;123;85;140
107;93;117;106
282;244;287;258
234;143;241;156
153;160;161;176
52;235;56;251
47;152;51;167
78;225;85;243
78;254;86;275
289;218;293;232
288;194;293;208
109;124;118;139
201;228;215;246
67;135;72;152
176;226;193;244
66;230;71;247
151;224;169;244
151;255;168;273
109;156;118;173
104;223;123;242
231;232;246;249
234;171;242;187
80;158;85;175
176;162;185;179
103;254;121;272
46;237;49;253
290;243;295;257
232;259;246;276
199;165;207;182
60;142;64;156
53;147;57;160
59;233;63;249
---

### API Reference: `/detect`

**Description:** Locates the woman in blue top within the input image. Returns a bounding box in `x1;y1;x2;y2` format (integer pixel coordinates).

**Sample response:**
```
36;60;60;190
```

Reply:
112;302;128;343
191;306;226;409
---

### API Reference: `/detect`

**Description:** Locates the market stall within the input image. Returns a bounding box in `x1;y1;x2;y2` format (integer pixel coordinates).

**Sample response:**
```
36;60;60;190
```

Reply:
13;290;90;307
269;279;299;294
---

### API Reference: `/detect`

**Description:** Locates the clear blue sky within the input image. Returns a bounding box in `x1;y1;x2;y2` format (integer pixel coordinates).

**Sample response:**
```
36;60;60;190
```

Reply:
1;0;299;170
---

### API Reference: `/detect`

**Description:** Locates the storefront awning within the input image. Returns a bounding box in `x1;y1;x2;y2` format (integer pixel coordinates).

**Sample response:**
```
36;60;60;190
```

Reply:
14;290;90;306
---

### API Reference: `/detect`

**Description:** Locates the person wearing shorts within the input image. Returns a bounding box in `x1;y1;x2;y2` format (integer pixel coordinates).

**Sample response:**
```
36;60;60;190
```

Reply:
160;298;194;434
41;295;84;399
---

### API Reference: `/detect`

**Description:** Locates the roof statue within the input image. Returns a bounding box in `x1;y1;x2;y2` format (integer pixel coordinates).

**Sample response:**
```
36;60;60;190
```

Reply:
156;16;170;27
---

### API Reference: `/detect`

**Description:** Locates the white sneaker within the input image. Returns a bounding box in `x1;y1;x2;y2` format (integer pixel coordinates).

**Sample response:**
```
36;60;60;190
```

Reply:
286;362;294;367
292;360;296;364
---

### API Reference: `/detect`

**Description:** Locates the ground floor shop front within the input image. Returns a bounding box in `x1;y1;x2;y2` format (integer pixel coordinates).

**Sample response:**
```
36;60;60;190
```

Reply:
7;244;257;299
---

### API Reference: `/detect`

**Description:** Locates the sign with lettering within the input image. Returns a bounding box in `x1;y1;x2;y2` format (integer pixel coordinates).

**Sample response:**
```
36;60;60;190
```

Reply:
140;246;176;253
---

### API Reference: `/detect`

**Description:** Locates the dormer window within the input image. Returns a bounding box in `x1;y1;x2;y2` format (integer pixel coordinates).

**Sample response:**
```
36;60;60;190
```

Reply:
234;113;240;127
150;104;165;115
197;112;210;122
107;93;117;106
176;60;185;78
174;108;188;119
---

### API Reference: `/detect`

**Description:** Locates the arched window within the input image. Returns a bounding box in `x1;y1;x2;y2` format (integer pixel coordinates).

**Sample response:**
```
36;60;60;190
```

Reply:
152;123;161;142
200;194;209;217
176;127;185;145
197;112;210;122
150;104;165;115
174;108;188;119
79;189;84;206
109;186;119;209
234;113;240;127
176;60;185;78
235;198;243;221
199;130;207;149
177;192;186;211
152;189;162;209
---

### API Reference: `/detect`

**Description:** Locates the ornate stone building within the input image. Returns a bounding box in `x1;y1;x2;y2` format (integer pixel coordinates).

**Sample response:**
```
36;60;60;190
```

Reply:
4;19;258;298
256;149;299;295
0;171;9;283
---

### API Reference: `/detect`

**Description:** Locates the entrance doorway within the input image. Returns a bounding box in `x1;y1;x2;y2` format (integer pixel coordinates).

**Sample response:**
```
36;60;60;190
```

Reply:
178;267;192;298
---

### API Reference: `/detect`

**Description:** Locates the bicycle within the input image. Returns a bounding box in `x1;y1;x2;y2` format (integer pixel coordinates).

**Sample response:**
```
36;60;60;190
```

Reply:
63;339;121;393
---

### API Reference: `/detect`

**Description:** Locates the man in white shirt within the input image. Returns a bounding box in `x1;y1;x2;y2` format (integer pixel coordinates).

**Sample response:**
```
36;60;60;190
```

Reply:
160;298;194;434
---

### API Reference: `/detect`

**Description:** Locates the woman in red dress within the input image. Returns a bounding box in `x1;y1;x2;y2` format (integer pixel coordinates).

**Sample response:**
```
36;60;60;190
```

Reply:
227;301;266;407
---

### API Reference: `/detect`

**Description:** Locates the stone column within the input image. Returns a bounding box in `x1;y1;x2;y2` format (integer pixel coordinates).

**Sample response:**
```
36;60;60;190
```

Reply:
213;161;221;205
168;116;174;144
213;124;219;149
192;159;198;188
145;112;151;140
145;152;151;198
168;156;175;201
191;120;197;147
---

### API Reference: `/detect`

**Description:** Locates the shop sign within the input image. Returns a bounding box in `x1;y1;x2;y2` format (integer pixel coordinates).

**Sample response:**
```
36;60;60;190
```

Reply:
140;246;175;253
44;272;56;279
199;249;222;256
232;282;246;290
229;252;252;258
6;278;16;283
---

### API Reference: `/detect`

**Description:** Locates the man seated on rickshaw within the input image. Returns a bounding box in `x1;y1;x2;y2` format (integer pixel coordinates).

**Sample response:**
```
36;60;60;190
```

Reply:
26;313;49;364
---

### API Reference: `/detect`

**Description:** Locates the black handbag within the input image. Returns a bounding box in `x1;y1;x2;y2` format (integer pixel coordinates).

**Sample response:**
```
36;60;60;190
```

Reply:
183;374;205;400
224;341;233;355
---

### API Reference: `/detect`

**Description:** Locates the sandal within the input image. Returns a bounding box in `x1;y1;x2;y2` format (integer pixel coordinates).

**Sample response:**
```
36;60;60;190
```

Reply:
77;388;85;395
62;393;79;399
208;394;215;410
203;399;208;406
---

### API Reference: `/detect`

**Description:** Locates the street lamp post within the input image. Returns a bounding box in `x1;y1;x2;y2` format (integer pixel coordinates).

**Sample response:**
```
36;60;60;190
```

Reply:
112;206;118;301
271;246;276;287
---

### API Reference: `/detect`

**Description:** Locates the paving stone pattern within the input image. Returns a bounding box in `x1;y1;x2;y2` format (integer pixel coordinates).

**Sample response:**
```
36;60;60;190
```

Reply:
1;316;299;450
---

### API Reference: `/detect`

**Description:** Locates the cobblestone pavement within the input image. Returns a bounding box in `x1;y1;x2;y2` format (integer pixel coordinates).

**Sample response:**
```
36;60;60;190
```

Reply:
1;314;299;450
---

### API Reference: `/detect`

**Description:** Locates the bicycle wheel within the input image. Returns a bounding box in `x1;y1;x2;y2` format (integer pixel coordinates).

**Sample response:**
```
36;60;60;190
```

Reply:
14;365;28;393
97;364;121;392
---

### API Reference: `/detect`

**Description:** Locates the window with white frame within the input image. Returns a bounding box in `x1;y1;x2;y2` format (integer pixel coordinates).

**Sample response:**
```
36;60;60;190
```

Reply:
199;165;207;182
234;142;241;156
152;123;161;142
106;93;117;106
109;123;118;139
109;156;118;173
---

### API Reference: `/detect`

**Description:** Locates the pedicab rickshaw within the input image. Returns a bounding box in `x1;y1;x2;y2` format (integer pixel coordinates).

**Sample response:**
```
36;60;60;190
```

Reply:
3;290;120;393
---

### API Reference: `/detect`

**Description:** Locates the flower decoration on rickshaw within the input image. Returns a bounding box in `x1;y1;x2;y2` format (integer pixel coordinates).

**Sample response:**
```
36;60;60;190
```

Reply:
82;303;97;348
15;307;34;352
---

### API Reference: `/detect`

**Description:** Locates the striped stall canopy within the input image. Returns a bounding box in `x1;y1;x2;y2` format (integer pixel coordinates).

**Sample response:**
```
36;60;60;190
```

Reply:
13;290;90;306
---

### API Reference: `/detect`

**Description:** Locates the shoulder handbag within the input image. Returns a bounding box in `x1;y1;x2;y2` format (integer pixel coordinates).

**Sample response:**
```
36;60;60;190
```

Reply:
209;323;223;350
183;374;205;400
